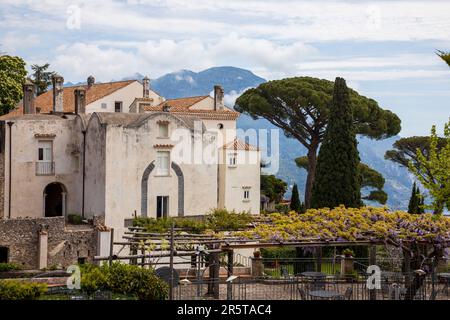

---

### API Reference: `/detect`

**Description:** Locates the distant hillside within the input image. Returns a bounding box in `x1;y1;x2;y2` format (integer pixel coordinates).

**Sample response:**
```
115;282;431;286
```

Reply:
122;66;412;210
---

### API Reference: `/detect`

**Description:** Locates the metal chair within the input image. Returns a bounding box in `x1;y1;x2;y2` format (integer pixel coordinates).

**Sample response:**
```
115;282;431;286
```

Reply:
297;287;307;300
343;287;353;300
429;290;438;301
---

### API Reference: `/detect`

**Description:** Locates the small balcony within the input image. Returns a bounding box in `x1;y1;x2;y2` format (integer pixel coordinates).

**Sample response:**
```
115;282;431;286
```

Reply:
36;161;55;176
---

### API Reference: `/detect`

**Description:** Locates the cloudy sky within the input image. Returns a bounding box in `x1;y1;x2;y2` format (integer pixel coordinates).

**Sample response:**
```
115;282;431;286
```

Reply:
1;0;450;136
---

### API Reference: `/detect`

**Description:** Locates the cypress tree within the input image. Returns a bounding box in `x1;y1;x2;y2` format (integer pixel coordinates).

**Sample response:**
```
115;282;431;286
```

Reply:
408;182;425;214
408;182;419;214
290;183;301;212
311;77;362;208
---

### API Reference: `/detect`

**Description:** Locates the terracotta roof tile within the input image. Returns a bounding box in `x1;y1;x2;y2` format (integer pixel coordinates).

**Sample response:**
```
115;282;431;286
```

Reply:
222;138;259;151
0;80;136;120
144;96;240;120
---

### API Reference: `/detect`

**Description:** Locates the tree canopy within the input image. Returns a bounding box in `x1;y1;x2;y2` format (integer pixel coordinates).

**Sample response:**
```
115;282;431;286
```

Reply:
260;174;287;204
0;55;27;115
407;182;425;214
289;183;304;213
296;158;387;205
408;121;450;214
235;77;401;208
30;63;54;96
437;50;450;68
311;77;361;209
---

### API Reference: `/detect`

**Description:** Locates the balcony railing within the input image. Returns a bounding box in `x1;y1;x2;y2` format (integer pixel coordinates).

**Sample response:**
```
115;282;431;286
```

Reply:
36;161;55;175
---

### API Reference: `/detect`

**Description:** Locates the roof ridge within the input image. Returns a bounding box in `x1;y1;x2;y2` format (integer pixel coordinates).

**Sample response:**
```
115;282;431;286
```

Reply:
63;79;136;88
165;95;209;101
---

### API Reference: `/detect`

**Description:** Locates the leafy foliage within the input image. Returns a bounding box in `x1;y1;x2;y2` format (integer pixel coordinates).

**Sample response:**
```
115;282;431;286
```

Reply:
260;247;297;259
359;163;388;205
234;206;450;244
0;262;22;272
437;50;450;68
407;182;425;214
297;157;387;205
30;63;54;96
67;214;83;225
409;121;450;214
0;280;47;300
260;174;287;203
235;76;401;207
311;78;362;209
80;263;168;300
385;136;446;183
289;183;305;213
133;208;252;233
0;55;27;115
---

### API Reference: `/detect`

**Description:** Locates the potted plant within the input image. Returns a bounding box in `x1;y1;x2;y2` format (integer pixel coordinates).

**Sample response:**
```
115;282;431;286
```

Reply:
342;248;355;258
340;249;355;277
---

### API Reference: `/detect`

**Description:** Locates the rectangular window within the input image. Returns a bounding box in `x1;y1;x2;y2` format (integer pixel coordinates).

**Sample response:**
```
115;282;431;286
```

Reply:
38;140;53;162
158;123;169;138
244;190;250;200
228;154;237;166
36;140;54;175
156;196;169;218
156;151;170;176
101;103;107;109
114;101;122;113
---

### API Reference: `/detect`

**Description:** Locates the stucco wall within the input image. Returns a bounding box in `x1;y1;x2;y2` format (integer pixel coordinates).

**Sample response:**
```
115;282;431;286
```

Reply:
102;113;218;243
219;148;260;214
84;115;106;219
87;81;163;113
2;117;83;219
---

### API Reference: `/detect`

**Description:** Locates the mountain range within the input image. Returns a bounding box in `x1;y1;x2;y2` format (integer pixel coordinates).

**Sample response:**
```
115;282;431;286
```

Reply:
119;66;413;210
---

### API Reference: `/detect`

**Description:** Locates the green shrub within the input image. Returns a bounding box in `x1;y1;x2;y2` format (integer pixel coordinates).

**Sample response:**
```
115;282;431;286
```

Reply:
80;265;107;295
79;263;168;300
67;214;83;224
0;280;47;300
260;247;297;259
0;263;22;272
133;208;252;233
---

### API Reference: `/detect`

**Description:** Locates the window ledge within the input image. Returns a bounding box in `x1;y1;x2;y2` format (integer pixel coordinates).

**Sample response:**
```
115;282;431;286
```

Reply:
154;174;172;178
243;199;251;203
228;165;237;168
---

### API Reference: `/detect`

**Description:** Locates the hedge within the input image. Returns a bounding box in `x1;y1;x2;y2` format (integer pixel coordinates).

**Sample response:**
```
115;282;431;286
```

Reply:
0;280;47;300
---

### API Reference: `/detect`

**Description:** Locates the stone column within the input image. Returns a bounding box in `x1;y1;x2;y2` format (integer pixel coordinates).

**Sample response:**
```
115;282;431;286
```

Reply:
61;192;66;217
97;227;111;266
251;257;264;277
38;230;48;269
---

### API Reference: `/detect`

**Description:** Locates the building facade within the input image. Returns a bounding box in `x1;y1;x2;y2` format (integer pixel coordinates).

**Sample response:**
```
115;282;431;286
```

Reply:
0;75;260;268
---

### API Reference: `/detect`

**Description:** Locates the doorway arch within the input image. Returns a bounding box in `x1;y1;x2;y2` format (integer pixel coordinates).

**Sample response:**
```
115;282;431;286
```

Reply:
43;182;67;217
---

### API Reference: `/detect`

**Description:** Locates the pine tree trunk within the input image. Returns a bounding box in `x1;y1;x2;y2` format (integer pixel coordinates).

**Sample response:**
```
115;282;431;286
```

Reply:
304;143;319;209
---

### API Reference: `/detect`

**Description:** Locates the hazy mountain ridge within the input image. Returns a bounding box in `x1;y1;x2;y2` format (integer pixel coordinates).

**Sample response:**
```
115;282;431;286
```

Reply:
122;66;412;210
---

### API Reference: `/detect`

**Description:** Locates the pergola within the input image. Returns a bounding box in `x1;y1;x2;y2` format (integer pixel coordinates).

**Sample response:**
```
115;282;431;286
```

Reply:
94;207;450;300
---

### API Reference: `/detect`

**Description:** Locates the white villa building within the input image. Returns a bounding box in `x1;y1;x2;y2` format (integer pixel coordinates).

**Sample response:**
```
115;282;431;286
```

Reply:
0;75;260;268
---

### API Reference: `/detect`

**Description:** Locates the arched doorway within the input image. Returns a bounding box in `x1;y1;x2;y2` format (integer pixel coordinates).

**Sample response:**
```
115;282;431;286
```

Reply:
43;182;67;217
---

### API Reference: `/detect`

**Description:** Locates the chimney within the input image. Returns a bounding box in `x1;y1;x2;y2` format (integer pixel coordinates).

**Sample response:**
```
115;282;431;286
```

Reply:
23;78;35;114
214;85;224;110
74;87;86;114
52;74;64;113
87;75;95;89
143;76;150;98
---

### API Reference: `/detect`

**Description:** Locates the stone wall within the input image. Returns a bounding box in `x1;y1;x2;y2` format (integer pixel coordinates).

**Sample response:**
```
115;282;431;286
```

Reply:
0;216;98;269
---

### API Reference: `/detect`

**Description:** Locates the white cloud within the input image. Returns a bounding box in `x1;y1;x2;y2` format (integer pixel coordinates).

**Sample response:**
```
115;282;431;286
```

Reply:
1;32;40;53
